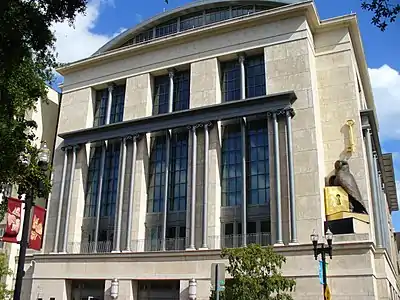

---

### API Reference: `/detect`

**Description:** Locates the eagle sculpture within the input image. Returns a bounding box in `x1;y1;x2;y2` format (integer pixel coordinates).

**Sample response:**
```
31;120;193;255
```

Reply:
333;160;368;214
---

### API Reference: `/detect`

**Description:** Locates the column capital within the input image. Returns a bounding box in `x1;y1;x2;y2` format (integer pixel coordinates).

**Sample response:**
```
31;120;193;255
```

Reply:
125;133;142;142
168;69;175;79
107;84;115;93
238;54;246;63
285;108;295;118
204;121;214;130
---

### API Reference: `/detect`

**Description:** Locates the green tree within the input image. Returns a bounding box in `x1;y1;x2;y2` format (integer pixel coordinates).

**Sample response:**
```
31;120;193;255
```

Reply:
211;244;296;300
0;1;88;206
361;0;399;31
0;253;13;299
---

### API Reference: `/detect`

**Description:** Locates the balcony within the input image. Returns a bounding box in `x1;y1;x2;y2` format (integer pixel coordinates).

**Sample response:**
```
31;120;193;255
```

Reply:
61;233;272;255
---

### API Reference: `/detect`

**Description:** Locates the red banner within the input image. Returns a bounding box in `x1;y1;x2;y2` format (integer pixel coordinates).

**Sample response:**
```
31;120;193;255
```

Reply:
2;197;23;243
29;205;46;250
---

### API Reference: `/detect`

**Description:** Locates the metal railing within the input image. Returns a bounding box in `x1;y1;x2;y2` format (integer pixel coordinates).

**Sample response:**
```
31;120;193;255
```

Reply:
56;233;271;255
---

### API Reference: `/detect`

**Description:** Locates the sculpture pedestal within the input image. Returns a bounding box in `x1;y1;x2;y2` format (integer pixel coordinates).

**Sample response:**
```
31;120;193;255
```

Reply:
325;212;370;235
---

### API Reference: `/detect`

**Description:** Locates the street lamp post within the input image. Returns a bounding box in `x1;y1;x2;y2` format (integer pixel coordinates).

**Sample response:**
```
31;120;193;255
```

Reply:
310;228;333;300
13;141;50;300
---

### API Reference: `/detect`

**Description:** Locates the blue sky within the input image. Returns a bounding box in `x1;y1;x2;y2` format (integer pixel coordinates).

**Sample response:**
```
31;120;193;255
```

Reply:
51;0;400;229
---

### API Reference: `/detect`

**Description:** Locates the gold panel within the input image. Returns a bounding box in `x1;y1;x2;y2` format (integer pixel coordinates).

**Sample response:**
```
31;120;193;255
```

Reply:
327;212;370;223
324;186;350;216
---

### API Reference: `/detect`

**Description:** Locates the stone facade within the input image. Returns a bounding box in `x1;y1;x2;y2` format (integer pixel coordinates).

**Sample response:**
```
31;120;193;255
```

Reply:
21;1;400;300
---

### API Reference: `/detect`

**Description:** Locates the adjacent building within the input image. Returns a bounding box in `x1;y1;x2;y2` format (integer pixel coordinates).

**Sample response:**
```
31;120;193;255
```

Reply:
0;86;59;292
22;0;400;299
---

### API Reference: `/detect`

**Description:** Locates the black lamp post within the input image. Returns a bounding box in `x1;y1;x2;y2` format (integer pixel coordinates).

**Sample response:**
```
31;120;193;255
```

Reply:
310;228;333;299
13;141;50;300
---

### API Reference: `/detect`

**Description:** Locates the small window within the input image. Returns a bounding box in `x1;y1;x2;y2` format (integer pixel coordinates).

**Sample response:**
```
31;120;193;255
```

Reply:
237;222;242;235
224;223;234;235
179;227;186;238
247;222;257;234
261;221;270;233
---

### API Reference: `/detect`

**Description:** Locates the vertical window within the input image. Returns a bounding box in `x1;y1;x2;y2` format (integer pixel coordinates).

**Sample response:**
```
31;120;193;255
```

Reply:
153;71;190;115
221;60;241;102
169;132;188;211
220;55;268;208
109;85;125;123
84;146;102;217
93;89;108;127
148;132;189;213
93;85;126;127
246;56;266;98
173;71;190;111
221;55;266;102
153;76;170;115
247;121;270;205
148;136;166;213
221;124;242;207
101;142;120;217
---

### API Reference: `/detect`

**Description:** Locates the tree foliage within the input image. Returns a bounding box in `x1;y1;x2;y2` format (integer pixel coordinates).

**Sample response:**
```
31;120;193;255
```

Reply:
211;244;296;300
0;253;13;299
361;0;399;31
0;1;88;199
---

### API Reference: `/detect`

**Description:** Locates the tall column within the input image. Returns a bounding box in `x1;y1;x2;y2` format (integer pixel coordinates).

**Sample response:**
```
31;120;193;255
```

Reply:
53;147;69;253
188;125;198;250
62;145;79;253
378;173;388;250
272;112;283;245
364;128;382;247
364;126;383;247
372;153;384;248
126;134;139;251
238;54;247;246
105;84;114;125
161;70;175;251
285;109;297;244
113;137;128;252
201;122;212;249
93;143;106;253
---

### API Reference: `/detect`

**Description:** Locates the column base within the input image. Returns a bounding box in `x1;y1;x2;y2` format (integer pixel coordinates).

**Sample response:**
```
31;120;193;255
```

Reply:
50;251;66;255
198;247;209;250
288;241;299;246
111;250;121;253
121;250;132;253
185;247;197;251
273;243;284;247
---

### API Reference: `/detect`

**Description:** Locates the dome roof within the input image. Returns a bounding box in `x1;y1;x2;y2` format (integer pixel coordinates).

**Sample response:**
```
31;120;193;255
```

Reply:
93;0;299;55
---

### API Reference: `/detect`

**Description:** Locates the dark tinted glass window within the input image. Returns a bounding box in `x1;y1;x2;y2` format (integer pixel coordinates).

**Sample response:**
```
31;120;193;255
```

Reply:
93;89;108;127
180;12;204;31
232;5;254;18
221;124;242;206
153;71;190;115
135;29;153;43
247;120;270;205
169;132;188;211
101;142;120;217
221;60;241;102
225;223;234;235
205;7;230;24
110;85;125;123
155;21;178;38
246;55;266;98
148;135;167;212
84;146;102;217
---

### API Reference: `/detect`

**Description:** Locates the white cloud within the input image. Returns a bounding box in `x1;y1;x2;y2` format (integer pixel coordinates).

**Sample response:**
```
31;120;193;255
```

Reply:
51;0;125;64
369;65;400;140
